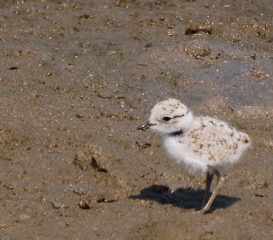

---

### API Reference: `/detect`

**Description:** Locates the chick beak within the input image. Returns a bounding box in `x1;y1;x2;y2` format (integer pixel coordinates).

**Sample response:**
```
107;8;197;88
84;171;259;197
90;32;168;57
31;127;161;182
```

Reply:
137;121;154;131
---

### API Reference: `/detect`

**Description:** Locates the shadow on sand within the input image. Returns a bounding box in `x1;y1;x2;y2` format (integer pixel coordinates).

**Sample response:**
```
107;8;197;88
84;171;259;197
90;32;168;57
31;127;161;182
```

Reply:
129;184;241;213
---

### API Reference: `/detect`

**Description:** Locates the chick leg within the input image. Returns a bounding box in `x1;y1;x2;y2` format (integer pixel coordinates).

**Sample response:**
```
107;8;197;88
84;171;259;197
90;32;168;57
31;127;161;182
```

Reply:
200;169;226;214
201;170;214;208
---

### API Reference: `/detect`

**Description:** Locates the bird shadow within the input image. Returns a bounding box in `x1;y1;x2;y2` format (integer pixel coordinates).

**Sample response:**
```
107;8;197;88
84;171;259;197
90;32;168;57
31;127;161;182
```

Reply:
129;184;241;213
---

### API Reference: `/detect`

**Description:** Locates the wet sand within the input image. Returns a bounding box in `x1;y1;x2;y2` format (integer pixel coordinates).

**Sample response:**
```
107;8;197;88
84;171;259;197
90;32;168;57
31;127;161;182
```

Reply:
0;1;273;239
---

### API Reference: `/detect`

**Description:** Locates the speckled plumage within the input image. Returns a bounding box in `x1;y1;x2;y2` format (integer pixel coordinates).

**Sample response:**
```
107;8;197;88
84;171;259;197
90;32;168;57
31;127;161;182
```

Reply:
164;115;250;174
137;98;251;214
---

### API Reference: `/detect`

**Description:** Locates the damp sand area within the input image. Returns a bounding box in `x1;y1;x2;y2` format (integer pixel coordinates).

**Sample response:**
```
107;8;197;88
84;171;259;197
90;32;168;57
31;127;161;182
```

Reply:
0;1;273;239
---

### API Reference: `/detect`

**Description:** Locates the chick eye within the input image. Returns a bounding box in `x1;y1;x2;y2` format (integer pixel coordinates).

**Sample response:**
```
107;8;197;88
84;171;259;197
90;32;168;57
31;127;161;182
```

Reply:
162;116;171;122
